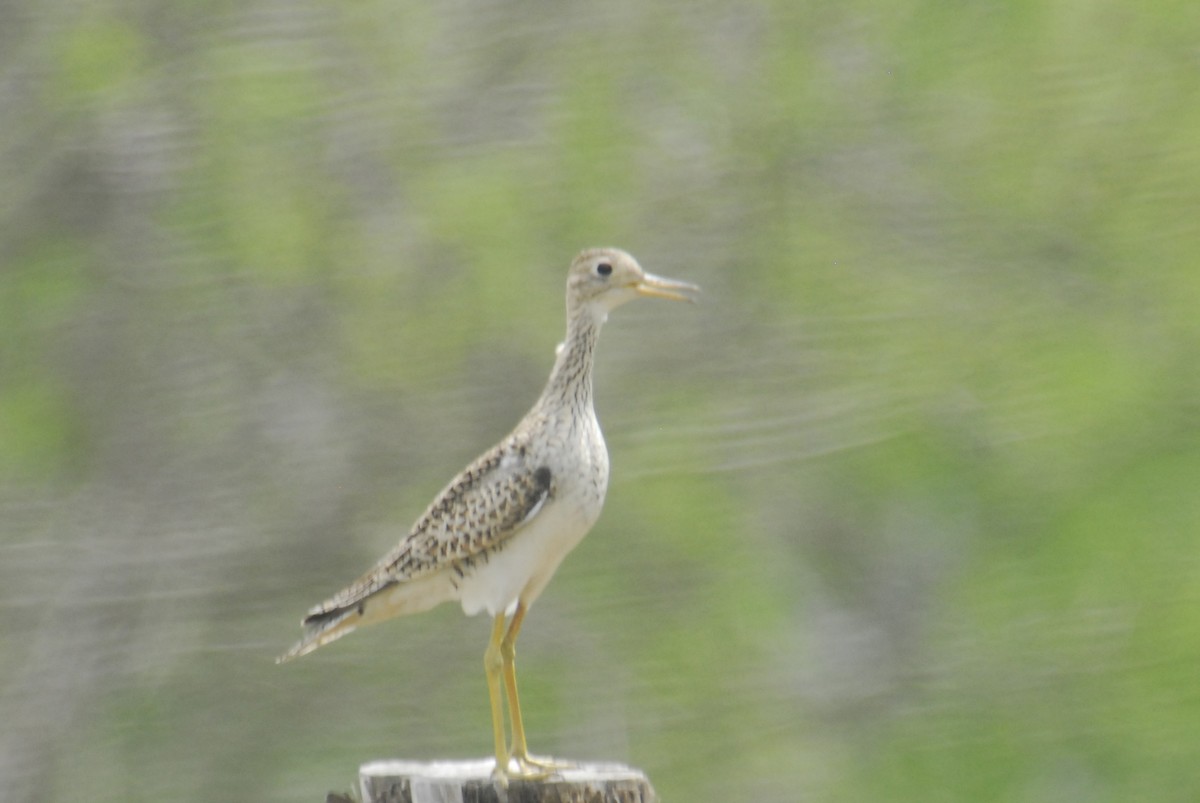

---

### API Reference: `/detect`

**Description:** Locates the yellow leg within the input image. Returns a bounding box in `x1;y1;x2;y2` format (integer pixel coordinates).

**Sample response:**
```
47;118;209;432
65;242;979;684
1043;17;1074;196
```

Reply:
500;603;531;763
484;614;510;781
501;603;572;774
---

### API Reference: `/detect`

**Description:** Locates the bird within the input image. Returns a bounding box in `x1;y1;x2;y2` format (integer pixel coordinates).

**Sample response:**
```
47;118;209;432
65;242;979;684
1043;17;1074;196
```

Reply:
277;247;698;783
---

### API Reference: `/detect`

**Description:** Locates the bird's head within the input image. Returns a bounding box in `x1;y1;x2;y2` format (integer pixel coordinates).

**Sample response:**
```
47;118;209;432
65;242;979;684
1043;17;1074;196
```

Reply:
566;247;699;318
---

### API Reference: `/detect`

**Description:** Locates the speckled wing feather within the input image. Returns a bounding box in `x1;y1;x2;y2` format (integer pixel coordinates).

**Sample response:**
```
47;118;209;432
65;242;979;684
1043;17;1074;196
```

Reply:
275;435;554;662
305;435;553;622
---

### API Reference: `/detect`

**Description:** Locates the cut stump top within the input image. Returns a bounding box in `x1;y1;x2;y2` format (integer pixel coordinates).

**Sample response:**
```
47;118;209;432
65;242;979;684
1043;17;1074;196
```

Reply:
358;758;657;803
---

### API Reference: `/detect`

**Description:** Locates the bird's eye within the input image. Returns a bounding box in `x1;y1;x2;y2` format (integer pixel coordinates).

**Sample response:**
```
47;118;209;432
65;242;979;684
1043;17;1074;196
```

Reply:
596;262;613;277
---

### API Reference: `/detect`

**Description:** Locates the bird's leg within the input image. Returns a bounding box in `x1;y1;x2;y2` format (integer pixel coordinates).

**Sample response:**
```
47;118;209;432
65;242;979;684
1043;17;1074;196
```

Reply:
501;602;574;775
500;603;532;765
484;614;511;783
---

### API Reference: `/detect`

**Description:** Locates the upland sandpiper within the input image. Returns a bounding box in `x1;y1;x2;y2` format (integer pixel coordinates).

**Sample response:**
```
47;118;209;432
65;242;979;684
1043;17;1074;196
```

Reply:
278;248;698;782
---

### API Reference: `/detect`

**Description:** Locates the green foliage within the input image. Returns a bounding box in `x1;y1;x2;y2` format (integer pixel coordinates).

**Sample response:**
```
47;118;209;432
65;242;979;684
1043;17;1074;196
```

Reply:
52;15;145;103
3;1;1199;802
0;380;76;480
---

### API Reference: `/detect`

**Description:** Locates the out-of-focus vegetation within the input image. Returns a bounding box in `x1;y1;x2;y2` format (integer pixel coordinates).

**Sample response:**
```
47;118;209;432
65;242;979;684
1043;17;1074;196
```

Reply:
2;2;1198;801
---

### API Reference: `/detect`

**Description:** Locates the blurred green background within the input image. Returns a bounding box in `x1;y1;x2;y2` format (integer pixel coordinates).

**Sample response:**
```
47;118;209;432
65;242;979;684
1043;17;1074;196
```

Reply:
3;1;1199;801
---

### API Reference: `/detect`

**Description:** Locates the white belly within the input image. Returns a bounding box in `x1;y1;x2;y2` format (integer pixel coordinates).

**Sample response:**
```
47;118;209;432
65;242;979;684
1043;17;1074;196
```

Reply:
457;494;596;617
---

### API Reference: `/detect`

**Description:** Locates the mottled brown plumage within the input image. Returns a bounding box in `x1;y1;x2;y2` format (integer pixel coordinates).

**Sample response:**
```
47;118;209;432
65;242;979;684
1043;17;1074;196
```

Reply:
277;248;697;782
279;433;556;659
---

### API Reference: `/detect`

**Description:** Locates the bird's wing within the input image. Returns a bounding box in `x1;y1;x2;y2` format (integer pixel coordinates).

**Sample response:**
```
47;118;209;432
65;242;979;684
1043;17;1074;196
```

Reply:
303;436;553;621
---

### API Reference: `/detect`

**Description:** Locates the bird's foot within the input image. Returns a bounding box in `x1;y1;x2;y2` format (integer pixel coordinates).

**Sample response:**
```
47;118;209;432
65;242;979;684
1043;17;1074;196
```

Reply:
492;757;551;787
513;751;575;775
492;753;574;785
491;758;513;788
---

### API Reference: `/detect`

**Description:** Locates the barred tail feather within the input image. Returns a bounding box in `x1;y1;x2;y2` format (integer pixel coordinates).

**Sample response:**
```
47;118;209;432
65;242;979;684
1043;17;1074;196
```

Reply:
276;573;457;664
276;603;364;663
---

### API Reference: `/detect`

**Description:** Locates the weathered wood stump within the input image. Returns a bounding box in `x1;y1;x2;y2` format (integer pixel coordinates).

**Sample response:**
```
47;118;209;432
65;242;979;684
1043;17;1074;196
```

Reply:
357;758;657;803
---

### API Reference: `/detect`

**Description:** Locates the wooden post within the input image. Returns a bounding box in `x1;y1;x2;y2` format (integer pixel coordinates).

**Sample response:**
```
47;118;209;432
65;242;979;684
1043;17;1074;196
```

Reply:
356;758;657;803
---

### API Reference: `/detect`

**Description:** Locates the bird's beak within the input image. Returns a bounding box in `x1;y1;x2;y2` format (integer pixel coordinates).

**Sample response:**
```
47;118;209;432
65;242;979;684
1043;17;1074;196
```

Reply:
634;272;701;303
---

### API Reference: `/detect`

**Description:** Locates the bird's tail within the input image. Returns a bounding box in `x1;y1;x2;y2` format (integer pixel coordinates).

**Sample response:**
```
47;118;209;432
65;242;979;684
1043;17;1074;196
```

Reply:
275;602;365;663
276;573;454;664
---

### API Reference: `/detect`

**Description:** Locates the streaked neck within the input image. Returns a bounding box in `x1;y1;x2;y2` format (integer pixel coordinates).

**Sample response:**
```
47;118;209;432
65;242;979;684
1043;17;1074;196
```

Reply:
539;305;603;415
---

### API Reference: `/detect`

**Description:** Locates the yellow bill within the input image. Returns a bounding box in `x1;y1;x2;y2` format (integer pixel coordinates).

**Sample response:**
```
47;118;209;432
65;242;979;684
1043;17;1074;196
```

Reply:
634;272;701;303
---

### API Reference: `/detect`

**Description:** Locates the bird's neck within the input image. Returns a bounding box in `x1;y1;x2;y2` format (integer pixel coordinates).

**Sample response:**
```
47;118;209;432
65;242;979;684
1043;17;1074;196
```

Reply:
538;305;603;416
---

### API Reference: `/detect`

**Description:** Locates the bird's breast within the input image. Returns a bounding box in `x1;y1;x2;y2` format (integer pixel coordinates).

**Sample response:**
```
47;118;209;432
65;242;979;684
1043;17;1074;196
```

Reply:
454;412;609;618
